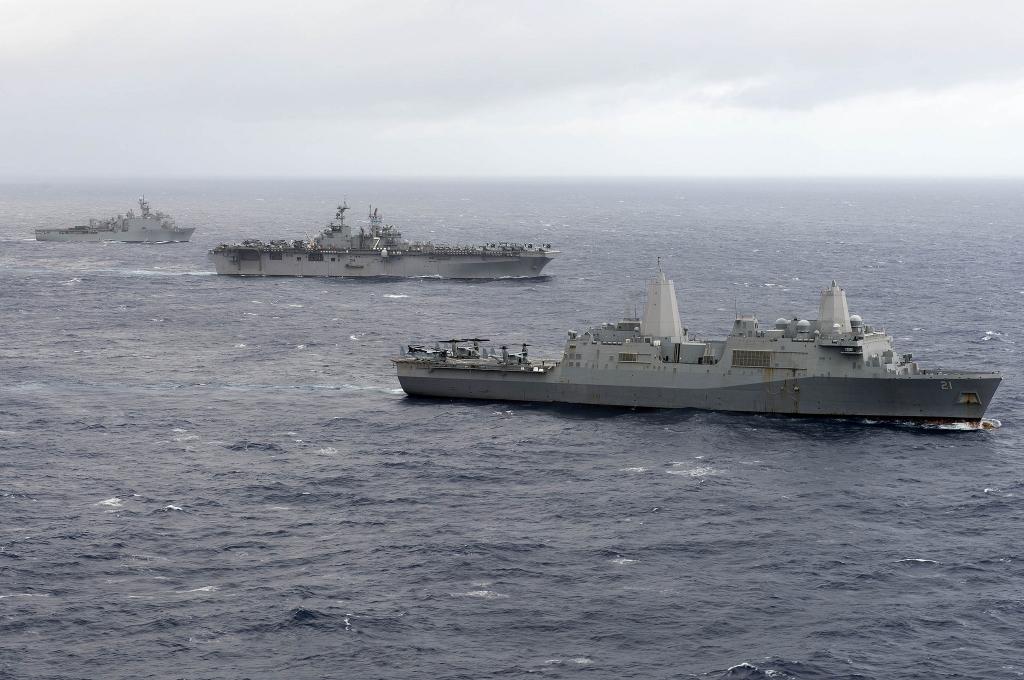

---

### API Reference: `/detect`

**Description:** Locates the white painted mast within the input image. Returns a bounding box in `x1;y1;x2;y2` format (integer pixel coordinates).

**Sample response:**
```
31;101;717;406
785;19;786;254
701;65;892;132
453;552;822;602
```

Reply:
640;259;684;339
817;279;852;334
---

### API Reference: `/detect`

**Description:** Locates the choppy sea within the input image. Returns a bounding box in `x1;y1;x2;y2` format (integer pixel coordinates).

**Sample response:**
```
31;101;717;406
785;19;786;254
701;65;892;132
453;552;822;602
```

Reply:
1;179;1022;679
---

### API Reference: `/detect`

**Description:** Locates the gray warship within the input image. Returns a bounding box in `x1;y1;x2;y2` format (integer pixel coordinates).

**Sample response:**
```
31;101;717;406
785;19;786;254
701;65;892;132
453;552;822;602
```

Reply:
35;197;194;243
209;203;557;278
394;269;1001;424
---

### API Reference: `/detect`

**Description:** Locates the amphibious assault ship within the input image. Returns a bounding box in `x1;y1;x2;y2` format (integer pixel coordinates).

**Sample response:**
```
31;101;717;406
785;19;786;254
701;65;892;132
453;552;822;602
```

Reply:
394;269;1001;424
35;197;194;243
209;203;557;278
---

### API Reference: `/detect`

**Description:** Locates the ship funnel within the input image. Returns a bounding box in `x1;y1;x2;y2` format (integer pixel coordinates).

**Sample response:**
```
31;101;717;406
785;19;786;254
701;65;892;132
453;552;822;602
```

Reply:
640;270;684;339
818;280;851;334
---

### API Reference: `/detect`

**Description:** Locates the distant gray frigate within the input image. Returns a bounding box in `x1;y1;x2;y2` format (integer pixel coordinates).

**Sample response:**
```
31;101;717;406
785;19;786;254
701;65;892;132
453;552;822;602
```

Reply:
35;197;194;243
394;268;1000;425
209;202;557;278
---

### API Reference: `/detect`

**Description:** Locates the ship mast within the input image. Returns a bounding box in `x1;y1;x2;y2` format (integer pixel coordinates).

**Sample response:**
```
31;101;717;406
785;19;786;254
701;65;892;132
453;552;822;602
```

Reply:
335;200;349;226
640;264;684;340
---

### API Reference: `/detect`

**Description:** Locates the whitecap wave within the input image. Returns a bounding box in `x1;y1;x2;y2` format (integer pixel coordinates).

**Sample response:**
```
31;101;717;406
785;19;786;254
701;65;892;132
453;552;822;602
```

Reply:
384;294;409;299
933;418;1001;431
861;417;1000;431
0;593;50;599
123;269;215;277
339;383;404;395
666;463;716;478
450;590;508;599
610;558;637;565
97;497;123;508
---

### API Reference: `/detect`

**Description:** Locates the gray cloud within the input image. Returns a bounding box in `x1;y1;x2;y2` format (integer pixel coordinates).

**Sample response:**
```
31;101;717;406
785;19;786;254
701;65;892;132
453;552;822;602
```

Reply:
2;1;1023;175
7;2;1024;116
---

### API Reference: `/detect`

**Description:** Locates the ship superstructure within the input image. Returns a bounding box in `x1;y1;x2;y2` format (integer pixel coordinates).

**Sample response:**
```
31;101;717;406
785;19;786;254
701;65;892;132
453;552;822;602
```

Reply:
209;203;557;278
35;197;193;243
394;269;1000;424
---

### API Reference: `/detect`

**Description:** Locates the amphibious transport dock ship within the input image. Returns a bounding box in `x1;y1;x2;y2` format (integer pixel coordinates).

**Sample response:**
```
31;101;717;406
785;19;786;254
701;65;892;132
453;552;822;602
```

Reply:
35;197;194;243
209;203;557;278
394;270;1001;424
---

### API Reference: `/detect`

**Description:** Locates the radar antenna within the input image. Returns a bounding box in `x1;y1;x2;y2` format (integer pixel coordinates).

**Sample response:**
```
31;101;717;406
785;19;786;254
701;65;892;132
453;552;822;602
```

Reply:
335;200;349;224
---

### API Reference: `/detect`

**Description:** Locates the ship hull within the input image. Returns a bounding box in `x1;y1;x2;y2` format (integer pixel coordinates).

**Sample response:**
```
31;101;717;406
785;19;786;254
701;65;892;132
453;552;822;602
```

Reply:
209;249;555;278
395;363;1001;423
35;227;195;243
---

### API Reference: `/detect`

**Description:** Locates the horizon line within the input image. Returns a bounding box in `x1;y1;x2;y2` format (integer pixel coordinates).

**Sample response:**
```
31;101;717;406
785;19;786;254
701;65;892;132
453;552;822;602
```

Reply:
2;174;1023;183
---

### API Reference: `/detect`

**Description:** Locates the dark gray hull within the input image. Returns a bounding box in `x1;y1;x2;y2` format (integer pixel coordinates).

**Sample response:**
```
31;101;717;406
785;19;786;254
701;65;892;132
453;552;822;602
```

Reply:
396;365;1000;423
210;248;555;278
35;227;194;243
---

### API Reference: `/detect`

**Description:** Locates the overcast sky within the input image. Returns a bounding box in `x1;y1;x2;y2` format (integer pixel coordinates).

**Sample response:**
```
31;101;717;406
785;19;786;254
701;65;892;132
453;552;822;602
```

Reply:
2;0;1022;177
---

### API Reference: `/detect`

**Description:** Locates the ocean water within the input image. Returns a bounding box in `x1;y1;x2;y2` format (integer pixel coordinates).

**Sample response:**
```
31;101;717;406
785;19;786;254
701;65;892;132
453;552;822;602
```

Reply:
1;178;1022;679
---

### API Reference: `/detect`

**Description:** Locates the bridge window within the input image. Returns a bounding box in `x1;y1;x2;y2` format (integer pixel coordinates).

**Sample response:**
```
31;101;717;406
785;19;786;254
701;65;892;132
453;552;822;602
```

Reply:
269;252;282;260
618;352;638;362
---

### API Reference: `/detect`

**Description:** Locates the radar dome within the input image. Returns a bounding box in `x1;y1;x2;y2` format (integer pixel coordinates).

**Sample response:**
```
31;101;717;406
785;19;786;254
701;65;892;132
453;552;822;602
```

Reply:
850;314;863;327
775;318;788;329
796;319;810;332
